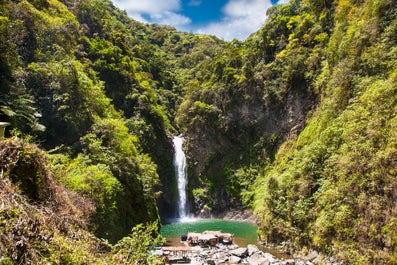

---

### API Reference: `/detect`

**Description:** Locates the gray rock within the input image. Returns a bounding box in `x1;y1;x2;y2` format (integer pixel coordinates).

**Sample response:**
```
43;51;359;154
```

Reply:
247;244;260;256
246;253;270;265
231;247;248;257
229;255;242;264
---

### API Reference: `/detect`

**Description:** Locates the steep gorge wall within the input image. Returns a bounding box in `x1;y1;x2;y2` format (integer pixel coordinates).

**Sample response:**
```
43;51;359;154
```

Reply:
184;81;315;216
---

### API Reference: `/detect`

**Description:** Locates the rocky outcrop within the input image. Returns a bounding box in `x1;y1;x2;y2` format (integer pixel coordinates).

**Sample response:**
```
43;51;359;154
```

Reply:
219;209;258;224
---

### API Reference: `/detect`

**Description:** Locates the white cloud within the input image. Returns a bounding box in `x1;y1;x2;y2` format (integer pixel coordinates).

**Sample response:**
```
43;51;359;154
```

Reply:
197;0;274;41
113;0;191;28
112;0;180;14
150;11;192;27
126;12;148;23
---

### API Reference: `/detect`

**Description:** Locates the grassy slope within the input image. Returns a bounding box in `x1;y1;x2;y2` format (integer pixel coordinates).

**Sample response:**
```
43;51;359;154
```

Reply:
0;138;109;264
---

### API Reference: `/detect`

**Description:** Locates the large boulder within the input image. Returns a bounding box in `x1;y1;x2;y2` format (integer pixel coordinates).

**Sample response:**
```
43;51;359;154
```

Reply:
231;247;248;257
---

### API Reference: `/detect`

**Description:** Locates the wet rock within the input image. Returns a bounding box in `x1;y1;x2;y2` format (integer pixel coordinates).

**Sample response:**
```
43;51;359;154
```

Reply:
231;247;248;257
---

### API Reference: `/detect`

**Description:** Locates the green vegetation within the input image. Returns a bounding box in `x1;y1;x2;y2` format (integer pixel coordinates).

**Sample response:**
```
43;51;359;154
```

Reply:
249;0;397;264
1;0;397;264
49;117;160;242
0;137;163;264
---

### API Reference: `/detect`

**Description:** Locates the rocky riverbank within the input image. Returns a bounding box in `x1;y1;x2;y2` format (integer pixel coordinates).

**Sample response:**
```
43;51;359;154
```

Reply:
163;243;343;265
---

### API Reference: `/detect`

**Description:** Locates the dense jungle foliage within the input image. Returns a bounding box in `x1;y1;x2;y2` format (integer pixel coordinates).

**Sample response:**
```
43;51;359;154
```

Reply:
0;138;164;264
1;0;397;263
252;1;397;264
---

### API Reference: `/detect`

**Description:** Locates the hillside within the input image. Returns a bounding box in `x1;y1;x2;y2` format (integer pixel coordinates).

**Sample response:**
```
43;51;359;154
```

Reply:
253;1;397;263
0;137;163;264
1;0;397;264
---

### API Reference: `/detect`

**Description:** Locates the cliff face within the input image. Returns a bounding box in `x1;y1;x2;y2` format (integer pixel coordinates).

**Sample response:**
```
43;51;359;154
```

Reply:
184;85;315;215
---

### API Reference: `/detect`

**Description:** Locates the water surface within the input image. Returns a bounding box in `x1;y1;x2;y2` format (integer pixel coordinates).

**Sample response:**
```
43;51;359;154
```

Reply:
161;219;258;246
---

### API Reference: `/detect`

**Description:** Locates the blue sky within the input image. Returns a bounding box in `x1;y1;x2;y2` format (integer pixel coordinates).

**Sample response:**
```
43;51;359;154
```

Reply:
111;0;289;41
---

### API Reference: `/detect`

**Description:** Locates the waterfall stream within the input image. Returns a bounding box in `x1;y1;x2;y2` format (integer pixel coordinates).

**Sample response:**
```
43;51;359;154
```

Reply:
173;136;188;218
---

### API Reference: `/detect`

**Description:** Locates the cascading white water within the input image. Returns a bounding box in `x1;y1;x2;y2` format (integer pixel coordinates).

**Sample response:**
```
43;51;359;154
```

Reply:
173;136;188;218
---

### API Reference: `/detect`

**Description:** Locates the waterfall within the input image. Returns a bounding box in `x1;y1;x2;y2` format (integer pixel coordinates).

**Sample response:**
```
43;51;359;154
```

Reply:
173;136;188;218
